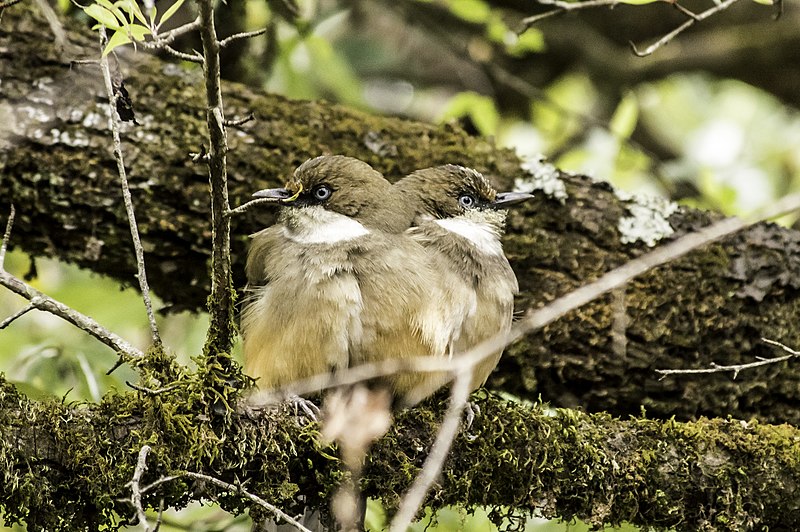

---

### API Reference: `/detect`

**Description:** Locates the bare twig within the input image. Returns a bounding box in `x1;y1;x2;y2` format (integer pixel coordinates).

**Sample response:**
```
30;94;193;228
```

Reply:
140;475;181;495
223;113;255;128
656;338;800;380
34;0;66;49
0;204;14;269
0;302;35;330
0;269;144;359
196;0;235;355
519;0;622;29
140;40;204;63
219;28;267;48
156;17;201;44
225;198;277;218
611;286;628;358
390;369;473;532
126;381;182;395
630;0;740;57
98;28;162;349
183;471;312;532
130;445;152;531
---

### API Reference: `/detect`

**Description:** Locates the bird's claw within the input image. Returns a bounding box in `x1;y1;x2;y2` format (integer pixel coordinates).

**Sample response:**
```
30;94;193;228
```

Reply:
287;394;320;422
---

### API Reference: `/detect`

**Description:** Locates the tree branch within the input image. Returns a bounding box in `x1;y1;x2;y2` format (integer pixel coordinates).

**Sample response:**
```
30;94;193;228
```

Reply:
1;379;798;531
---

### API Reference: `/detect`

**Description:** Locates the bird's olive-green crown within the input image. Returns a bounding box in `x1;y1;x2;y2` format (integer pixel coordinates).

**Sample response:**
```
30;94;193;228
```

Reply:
396;164;498;219
279;155;409;232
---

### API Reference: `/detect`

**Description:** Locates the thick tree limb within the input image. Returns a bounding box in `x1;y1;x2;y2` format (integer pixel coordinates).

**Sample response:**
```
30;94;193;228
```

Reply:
4;5;800;426
0;378;798;531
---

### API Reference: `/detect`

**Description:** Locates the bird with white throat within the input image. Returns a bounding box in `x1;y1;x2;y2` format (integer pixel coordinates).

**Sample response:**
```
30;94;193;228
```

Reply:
393;164;533;400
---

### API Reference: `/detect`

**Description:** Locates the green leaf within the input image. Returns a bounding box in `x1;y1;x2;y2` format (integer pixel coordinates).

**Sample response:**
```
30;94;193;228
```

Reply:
116;0;148;25
94;0;127;23
159;0;186;26
102;28;132;55
749;0;774;5
448;0;491;23
127;23;151;40
609;92;639;139
440;91;500;137
84;4;122;29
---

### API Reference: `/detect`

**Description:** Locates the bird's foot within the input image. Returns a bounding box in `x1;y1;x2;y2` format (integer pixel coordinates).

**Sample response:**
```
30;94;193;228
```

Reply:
463;401;481;438
286;394;320;422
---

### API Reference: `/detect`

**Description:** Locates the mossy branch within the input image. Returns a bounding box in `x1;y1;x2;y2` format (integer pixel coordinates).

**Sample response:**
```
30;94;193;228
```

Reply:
1;376;798;531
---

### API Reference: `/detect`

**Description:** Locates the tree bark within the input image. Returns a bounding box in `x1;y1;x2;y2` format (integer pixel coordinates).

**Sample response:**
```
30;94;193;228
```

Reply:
1;377;799;532
4;4;800;427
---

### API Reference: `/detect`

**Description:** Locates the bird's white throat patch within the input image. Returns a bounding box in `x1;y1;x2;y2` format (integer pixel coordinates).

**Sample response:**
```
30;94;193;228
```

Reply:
282;205;370;244
435;217;503;255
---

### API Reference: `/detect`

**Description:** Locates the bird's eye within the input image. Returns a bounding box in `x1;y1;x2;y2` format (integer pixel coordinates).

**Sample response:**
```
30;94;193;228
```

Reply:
313;185;333;201
458;194;476;209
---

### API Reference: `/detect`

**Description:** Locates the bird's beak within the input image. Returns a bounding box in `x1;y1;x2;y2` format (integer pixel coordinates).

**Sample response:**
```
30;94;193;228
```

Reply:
252;184;302;204
492;191;534;208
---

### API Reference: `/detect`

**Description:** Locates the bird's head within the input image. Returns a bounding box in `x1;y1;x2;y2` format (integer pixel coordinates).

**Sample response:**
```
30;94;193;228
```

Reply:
253;155;406;231
396;165;533;227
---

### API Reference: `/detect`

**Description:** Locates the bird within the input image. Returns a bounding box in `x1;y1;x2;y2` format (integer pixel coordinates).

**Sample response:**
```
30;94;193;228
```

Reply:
393;164;533;396
240;155;463;408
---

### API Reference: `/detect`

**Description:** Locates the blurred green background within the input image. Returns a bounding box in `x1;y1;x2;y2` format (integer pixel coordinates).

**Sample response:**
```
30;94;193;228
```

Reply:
3;0;798;529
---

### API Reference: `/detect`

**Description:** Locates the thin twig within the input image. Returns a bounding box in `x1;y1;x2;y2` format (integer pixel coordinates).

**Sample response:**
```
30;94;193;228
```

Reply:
389;369;473;532
98;28;162;349
196;0;235;355
223;113;255;128
225;198;277;218
0;302;35;330
630;0;740;57
0;0;23;8
656;338;800;380
140;475;181;495
156;17;201;44
519;0;622;29
130;445;152;531
219;27;267;48
126;381;182;395
143;41;204;63
0;204;14;269
0;269;144;359
183;471;312;532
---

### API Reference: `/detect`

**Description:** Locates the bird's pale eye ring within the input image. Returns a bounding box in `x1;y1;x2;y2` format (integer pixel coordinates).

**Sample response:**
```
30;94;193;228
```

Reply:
313;184;333;201
458;193;476;209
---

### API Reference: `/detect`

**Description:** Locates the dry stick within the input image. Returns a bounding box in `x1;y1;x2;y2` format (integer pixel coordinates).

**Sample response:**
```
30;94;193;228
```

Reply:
226;197;277;218
183;472;312;532
0;204;14;269
0;209;144;359
655;337;800;380
630;0;740;57
389;369;474;532
130;445;153;531
219;27;268;48
98;28;162;350
519;0;623;28
0;270;145;358
0;303;35;330
196;0;236;355
258;191;800;403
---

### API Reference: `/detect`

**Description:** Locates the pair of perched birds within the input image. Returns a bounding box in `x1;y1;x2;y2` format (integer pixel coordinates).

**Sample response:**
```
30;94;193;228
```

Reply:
240;155;532;408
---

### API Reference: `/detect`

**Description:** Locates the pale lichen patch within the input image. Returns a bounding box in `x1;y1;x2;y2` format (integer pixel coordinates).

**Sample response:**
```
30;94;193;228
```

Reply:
615;190;679;246
515;156;567;203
